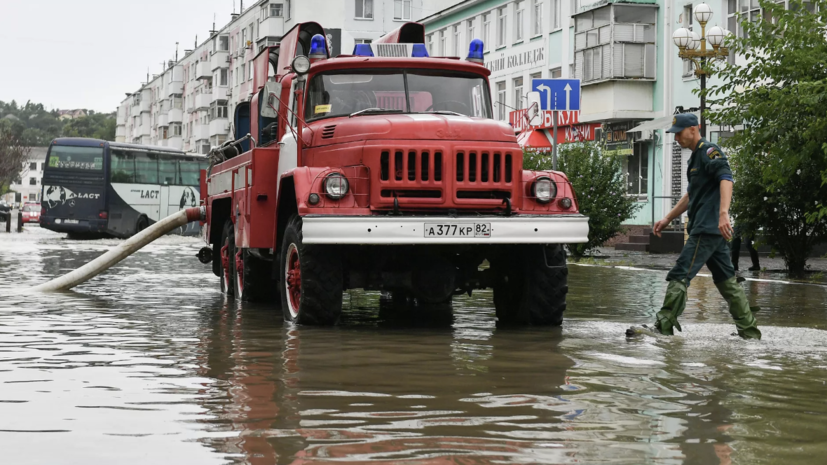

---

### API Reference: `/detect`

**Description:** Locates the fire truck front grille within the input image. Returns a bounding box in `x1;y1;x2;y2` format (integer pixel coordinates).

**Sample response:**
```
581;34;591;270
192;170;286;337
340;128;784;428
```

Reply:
455;151;512;184
380;150;443;183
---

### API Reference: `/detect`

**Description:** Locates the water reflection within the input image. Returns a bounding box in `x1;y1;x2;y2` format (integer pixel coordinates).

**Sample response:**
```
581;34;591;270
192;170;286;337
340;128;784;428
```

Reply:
1;230;827;464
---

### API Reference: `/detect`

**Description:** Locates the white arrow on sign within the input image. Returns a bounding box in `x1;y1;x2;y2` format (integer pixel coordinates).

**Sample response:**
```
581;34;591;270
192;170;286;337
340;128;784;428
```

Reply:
537;84;551;111
564;83;572;111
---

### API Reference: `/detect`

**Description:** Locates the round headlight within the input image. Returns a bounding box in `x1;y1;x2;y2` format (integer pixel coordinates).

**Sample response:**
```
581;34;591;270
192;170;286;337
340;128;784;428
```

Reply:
324;173;349;200
532;177;557;203
292;55;311;75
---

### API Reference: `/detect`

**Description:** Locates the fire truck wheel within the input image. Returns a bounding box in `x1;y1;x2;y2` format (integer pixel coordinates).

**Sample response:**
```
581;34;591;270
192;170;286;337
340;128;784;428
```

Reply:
492;244;568;326
235;248;275;302
220;220;235;297
280;215;343;325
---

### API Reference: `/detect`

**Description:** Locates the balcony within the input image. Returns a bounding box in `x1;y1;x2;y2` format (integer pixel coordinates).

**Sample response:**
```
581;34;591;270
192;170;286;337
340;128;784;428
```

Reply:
158;114;168;127
116;126;126;137
193;124;210;141
140;124;151;137
579;80;654;122
167;80;184;96
167;137;183;150
130;104;141;118
196;61;212;80
258;17;285;43
212;85;228;102
168;108;183;123
195;93;212;110
209;119;229;137
210;50;229;70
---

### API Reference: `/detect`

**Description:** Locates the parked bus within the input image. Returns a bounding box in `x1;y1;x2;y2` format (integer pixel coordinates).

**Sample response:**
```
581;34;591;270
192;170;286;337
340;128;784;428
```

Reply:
40;138;208;238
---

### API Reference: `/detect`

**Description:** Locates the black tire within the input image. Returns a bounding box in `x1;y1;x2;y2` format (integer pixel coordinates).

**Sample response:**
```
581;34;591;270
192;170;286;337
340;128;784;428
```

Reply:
492;244;568;326
135;215;149;235
235;248;276;302
219;220;235;297
279;215;343;325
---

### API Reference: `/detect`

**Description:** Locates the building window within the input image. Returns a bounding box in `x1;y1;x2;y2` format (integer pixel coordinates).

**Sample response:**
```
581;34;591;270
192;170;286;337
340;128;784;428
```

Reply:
453;24;461;56
514;77;524;110
626;142;648;196
551;0;561;30
269;2;283;17
393;0;411;20
218;35;229;52
40;162;45;171
29;162;37;171
29;193;37;201
551;67;562;78
29;177;36;185
497;7;507;47
467;19;475;49
170;123;182;137
573;5;657;83
515;1;525;42
533;0;544;35
683;4;695;77
427;34;434;54
496;81;506;120
356;0;373;19
355;38;372;45
249;62;254;81
439;30;446;55
483;13;491;50
219;69;228;86
285;0;291;20
211;100;228;120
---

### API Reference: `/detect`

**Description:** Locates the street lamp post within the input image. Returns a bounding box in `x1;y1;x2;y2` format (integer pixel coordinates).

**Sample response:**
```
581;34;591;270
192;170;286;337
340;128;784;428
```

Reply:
672;3;729;139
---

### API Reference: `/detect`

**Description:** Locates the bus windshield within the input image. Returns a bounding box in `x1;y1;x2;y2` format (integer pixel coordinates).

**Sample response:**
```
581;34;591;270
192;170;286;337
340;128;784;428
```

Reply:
47;145;104;170
305;69;492;121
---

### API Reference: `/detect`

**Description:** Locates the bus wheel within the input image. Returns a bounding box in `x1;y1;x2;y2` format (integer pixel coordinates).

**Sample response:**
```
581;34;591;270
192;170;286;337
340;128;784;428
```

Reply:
491;244;568;326
279;215;342;325
235;248;275;302
220;220;235;297
135;215;149;234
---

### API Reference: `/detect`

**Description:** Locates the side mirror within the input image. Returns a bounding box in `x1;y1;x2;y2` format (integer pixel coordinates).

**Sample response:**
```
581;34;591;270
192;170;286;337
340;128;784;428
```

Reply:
526;92;542;127
261;82;280;118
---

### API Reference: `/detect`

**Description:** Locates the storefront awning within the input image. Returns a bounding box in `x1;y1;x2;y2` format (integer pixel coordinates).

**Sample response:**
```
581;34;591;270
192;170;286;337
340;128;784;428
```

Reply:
628;112;699;133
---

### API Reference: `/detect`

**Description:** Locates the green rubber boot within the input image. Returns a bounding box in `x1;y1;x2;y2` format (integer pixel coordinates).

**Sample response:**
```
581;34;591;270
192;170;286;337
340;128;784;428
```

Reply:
715;277;762;340
654;280;687;335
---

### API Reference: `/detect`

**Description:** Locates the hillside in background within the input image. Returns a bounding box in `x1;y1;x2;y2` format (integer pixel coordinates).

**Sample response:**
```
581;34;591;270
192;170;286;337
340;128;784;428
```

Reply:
0;100;116;146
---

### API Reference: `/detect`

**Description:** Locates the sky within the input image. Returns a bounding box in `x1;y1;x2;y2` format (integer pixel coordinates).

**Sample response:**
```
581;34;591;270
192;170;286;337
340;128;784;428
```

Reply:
0;0;242;114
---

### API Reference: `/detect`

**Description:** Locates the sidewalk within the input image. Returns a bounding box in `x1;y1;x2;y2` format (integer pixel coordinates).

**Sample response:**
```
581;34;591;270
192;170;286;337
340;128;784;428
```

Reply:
582;247;827;284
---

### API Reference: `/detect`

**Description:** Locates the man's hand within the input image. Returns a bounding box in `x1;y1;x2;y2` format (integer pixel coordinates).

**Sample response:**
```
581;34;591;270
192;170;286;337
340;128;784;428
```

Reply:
719;212;733;240
653;217;671;238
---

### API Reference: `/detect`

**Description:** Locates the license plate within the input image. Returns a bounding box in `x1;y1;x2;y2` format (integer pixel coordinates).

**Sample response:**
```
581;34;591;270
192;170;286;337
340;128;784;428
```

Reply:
424;223;491;238
64;219;79;224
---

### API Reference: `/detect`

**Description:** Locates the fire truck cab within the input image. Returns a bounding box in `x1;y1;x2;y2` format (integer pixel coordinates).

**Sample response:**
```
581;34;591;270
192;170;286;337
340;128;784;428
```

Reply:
201;21;588;325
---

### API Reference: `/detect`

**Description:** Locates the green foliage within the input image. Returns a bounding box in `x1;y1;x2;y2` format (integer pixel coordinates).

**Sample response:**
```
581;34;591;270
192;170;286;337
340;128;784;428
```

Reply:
523;142;640;257
706;0;827;273
0;100;115;146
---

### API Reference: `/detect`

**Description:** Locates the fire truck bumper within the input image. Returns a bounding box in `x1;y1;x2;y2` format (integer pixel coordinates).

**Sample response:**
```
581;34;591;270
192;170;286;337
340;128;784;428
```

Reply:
301;214;589;245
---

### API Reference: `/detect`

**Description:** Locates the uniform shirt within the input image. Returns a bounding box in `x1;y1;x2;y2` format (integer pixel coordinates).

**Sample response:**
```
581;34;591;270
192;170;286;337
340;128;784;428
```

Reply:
686;138;733;236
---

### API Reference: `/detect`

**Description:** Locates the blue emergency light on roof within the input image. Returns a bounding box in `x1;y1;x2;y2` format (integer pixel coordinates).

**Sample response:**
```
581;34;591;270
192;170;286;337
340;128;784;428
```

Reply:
309;34;327;59
467;39;484;64
353;43;374;57
412;44;429;58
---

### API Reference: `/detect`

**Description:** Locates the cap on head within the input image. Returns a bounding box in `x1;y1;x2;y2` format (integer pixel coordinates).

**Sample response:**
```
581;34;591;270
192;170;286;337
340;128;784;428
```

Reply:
666;113;699;133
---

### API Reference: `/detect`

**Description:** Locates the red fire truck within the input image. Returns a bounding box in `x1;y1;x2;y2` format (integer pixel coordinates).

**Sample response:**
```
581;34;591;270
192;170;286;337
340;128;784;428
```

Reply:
200;22;588;325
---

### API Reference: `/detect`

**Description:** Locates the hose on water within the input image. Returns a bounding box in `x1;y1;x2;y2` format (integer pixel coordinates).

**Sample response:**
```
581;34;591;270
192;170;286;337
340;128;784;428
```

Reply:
31;206;205;292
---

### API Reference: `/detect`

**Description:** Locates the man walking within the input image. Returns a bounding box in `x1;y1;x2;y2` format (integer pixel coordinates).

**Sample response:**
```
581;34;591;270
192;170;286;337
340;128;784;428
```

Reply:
649;114;761;339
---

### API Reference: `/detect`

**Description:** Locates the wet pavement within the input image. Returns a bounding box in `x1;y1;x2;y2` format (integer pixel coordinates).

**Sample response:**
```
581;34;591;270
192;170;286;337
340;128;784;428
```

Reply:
2;226;827;464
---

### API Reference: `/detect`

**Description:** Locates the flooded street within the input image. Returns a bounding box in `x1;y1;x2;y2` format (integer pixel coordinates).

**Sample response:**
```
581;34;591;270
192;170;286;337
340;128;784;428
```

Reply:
2;227;827;464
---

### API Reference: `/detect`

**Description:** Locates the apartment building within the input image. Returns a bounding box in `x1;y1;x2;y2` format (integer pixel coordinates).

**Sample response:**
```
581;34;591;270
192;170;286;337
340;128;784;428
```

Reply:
421;0;742;226
2;147;49;205
115;0;461;154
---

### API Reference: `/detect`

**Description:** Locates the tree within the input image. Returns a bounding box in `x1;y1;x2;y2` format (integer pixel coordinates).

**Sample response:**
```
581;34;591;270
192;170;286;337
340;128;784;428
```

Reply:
0;120;31;191
523;143;640;258
707;0;827;274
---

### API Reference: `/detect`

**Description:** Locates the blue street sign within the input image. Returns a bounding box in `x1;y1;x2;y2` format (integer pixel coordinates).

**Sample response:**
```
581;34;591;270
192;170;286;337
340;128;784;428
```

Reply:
531;79;581;111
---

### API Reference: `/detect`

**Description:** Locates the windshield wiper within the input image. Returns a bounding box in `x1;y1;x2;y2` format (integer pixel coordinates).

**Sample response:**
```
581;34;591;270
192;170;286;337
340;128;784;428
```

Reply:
349;108;405;117
420;110;465;117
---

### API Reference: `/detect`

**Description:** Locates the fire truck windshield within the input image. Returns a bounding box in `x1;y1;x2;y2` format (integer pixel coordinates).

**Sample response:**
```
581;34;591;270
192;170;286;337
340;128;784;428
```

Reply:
306;69;492;122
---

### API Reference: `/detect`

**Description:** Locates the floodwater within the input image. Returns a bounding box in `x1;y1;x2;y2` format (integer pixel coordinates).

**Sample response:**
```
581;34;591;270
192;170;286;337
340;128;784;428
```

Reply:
2;227;827;465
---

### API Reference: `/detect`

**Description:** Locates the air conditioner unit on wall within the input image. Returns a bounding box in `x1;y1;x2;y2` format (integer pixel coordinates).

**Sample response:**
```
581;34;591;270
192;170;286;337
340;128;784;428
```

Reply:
637;129;653;141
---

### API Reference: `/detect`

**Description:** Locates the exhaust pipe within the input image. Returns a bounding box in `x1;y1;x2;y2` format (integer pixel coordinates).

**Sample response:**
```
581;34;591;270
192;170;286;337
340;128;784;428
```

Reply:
32;206;205;292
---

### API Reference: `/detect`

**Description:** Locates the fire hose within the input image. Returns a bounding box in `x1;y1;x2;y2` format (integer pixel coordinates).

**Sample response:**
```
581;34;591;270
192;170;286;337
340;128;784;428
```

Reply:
31;206;205;292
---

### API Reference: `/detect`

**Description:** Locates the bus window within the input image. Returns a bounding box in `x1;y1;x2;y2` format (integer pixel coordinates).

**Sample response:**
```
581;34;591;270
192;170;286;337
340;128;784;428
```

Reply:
110;149;136;183
134;151;158;184
158;157;177;185
179;159;202;186
47;145;104;170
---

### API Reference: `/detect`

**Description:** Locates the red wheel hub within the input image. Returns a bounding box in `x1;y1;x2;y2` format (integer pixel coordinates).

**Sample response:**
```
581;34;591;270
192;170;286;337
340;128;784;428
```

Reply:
286;246;301;315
